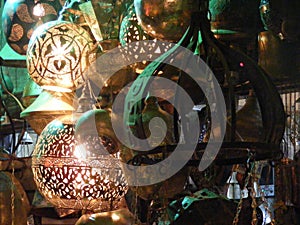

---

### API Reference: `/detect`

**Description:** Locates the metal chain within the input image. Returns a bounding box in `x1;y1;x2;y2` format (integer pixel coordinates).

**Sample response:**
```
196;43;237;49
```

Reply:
10;158;15;225
257;182;275;225
250;163;258;225
232;155;255;225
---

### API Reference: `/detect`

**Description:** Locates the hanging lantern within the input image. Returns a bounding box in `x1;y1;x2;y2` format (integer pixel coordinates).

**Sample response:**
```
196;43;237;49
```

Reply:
91;0;124;41
32;112;128;212
118;3;152;73
1;0;66;55
134;0;198;42
258;31;300;84
26;20;97;92
119;4;151;46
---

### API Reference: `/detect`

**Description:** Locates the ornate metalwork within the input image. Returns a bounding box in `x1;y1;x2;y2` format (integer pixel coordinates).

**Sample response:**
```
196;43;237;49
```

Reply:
2;0;66;55
122;1;285;173
27;20;97;92
119;3;151;46
32;115;128;212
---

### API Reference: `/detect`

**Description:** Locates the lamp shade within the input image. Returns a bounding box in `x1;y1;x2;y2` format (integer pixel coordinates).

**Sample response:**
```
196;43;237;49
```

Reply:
20;90;75;135
31;114;128;212
26;20;96;92
2;0;65;55
21;76;43;107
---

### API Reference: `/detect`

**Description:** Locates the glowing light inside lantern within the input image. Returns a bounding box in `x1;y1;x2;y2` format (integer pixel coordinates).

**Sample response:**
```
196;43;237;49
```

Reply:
33;2;45;17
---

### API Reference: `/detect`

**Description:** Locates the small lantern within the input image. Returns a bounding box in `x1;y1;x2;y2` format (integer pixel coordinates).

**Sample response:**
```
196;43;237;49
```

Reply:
26;20;97;92
2;0;66;55
31;113;128;212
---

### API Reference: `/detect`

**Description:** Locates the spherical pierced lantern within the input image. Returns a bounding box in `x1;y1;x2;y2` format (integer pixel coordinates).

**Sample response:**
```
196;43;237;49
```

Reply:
31;114;128;212
119;4;151;46
119;3;152;73
2;0;65;55
27;20;96;92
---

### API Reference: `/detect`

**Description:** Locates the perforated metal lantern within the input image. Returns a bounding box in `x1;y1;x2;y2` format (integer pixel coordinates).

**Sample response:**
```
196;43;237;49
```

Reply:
119;4;151;46
27;20;96;92
118;3;152;73
32;114;128;212
2;0;65;55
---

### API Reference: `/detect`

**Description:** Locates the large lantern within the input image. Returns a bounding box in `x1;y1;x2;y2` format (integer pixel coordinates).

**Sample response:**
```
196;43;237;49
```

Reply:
26;20;97;92
31;113;128;212
2;0;66;55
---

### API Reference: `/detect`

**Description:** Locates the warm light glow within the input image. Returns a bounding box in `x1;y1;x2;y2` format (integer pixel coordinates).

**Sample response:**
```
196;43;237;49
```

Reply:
2;0;65;55
31;115;128;212
27;20;96;92
260;5;268;13
111;213;121;221
51;40;70;57
33;2;45;17
74;145;87;159
40;85;73;93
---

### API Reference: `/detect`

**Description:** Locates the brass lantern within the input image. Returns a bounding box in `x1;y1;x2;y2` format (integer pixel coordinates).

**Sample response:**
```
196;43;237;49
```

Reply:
26;20;97;92
31;113;128;212
119;4;151;46
75;208;137;225
2;0;65;55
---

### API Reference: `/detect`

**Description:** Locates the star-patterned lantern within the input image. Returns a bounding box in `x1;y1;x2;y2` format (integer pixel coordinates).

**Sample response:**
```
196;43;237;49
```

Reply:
26;20;97;92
